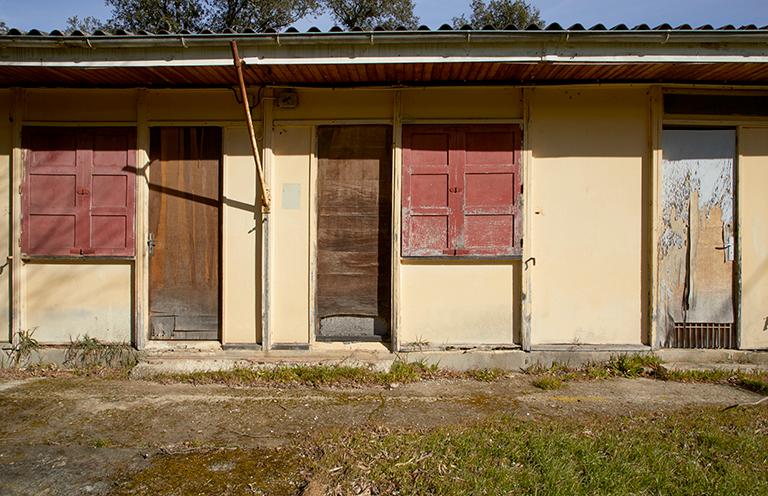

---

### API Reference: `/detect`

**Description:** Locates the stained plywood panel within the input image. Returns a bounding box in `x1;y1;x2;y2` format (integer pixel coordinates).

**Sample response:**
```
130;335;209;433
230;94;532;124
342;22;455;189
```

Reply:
149;127;221;340
316;125;392;340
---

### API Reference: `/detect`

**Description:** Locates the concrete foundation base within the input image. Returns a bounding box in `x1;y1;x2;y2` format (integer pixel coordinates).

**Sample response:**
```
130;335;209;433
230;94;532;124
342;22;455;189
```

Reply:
4;346;767;374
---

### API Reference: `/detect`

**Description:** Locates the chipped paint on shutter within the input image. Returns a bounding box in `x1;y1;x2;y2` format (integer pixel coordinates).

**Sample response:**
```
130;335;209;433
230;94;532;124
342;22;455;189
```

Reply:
402;124;521;257
22;127;136;257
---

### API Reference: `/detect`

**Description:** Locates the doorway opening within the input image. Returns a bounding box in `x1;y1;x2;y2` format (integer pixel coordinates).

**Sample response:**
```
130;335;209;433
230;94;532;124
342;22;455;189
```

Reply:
659;128;737;349
148;127;222;341
315;125;393;342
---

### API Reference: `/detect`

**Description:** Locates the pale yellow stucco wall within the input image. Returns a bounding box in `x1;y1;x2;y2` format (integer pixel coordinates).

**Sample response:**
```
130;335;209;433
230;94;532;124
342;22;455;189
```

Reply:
146;89;245;121
273;89;394;121
399;262;520;346
528;87;649;345
25;263;132;343
739;127;768;349
0;90;10;342
401;87;523;119
24;89;138;122
270;126;311;344
222;126;261;344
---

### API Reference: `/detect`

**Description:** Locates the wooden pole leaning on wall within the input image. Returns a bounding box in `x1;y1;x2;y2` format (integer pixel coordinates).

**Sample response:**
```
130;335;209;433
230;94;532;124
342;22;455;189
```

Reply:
230;40;271;213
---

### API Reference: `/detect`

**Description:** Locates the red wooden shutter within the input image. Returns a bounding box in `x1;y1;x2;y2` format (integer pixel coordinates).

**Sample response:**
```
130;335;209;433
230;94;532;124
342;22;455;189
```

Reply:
88;128;136;256
402;126;454;256
461;125;521;256
22;128;83;256
22;127;136;257
402;124;521;257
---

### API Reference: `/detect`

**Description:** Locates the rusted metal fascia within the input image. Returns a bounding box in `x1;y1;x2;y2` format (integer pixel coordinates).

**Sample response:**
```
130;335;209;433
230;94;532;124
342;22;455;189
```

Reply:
230;40;271;213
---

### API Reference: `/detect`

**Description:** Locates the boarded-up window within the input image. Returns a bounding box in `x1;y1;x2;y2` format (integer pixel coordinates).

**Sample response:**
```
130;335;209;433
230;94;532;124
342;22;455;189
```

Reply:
22;127;136;257
402;124;521;257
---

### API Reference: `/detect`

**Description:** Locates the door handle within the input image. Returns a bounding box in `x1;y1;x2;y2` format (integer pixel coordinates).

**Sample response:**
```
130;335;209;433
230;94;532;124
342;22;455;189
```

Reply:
147;233;156;256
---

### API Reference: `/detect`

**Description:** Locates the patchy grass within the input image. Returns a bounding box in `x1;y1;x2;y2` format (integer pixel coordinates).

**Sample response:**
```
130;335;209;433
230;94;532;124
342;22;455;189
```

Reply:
531;376;564;390
523;354;768;398
148;361;513;388
465;368;506;382
308;407;768;495
151;361;447;388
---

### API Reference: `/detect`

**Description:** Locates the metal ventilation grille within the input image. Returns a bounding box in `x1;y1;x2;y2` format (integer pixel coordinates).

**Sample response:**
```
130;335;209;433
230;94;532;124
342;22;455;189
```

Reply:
668;323;736;349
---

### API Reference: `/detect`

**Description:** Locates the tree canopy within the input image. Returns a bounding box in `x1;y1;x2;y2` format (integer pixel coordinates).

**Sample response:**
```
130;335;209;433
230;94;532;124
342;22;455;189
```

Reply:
452;0;543;29
60;0;543;34
207;0;319;32
322;0;418;30
65;0;421;33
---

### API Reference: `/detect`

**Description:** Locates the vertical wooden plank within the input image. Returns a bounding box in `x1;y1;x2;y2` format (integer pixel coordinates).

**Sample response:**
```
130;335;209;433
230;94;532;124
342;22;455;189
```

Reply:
135;89;149;349
649;86;663;350
391;90;402;352
10;89;24;343
309;125;318;346
262;93;274;350
521;87;533;351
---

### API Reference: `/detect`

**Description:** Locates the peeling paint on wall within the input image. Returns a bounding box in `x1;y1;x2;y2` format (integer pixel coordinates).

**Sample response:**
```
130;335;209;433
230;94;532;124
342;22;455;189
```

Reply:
659;129;736;348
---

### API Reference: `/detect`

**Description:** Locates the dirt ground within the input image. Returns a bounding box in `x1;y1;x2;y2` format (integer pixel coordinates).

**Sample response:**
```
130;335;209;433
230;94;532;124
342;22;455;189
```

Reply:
0;374;763;495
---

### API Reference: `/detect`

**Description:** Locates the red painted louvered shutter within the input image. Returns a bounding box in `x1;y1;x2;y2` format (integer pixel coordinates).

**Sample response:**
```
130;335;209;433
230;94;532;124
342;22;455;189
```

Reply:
22;127;136;257
402;124;521;257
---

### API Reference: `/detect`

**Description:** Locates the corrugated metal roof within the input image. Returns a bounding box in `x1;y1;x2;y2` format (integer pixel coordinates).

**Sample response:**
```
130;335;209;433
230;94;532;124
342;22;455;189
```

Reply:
1;23;767;88
1;23;767;37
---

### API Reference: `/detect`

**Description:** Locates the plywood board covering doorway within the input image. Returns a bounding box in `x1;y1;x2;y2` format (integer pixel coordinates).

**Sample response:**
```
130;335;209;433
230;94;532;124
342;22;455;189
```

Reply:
316;125;392;341
149;127;221;340
659;129;736;349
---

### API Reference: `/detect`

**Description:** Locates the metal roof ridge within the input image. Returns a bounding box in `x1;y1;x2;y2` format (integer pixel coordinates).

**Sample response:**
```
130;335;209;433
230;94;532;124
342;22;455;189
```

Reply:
2;23;768;38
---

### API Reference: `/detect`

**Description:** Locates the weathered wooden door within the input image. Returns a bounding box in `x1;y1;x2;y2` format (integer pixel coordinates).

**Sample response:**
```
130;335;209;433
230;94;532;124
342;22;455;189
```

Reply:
659;129;736;348
149;127;221;340
316;126;392;341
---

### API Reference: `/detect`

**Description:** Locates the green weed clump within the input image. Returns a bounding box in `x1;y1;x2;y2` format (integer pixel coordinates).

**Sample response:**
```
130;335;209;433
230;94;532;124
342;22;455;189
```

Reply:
2;329;40;368
64;335;141;370
531;376;564;390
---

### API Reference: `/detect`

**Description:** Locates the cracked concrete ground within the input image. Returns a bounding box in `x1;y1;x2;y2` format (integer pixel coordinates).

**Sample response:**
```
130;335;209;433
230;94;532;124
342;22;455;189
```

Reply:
0;374;764;495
